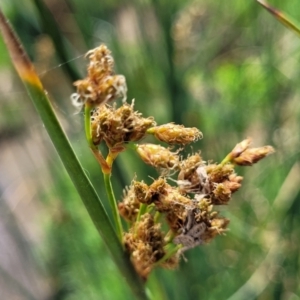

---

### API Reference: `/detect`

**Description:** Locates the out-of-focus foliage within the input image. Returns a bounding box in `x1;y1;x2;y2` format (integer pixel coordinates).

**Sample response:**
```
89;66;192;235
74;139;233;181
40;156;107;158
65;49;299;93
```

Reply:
0;0;299;299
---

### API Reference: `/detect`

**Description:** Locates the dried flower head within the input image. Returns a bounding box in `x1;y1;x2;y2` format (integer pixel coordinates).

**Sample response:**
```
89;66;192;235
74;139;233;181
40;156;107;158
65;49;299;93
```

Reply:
229;138;252;159
118;184;141;222
133;177;169;205
172;196;230;253
148;123;203;145
132;181;152;204
205;164;243;205
226;138;275;166
123;213;171;279
178;162;211;195
173;208;207;252
71;44;127;108
71;42;276;280
136;144;180;171
91;101;155;149
233;146;275;166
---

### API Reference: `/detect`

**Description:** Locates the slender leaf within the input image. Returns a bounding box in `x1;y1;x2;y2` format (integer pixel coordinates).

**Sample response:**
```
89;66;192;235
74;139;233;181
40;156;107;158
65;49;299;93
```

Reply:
0;8;147;300
33;0;80;81
257;0;300;36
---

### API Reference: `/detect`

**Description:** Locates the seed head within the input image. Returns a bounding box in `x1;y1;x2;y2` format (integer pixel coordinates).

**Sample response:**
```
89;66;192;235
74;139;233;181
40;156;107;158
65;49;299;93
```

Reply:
118;184;140;222
226;138;275;166
133;181;152;204
148;123;203;145
124;213;168;279
136;144;180;171
178;153;203;181
91;102;155;149
206;163;234;183
233;146;275;166
229;137;252;159
71;44;127;108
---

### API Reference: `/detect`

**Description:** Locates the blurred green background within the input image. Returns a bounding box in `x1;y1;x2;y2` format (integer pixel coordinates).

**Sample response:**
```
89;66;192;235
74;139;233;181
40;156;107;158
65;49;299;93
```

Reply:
0;0;300;299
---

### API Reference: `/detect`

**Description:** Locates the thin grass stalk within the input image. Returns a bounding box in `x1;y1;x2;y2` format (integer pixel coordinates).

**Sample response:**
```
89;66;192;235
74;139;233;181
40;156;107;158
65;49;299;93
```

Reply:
257;0;300;36
103;172;124;242
0;8;147;300
84;104;123;239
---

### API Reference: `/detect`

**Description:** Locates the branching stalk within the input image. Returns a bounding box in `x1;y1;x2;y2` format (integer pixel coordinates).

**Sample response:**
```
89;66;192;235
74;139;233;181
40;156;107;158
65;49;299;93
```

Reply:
0;10;147;300
103;172;124;242
84;104;110;173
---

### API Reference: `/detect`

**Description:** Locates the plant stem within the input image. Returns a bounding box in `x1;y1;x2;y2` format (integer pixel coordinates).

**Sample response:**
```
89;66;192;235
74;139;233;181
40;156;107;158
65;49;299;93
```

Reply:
84;104;111;173
154;211;161;223
0;10;147;299
103;172;123;242
84;104;94;148
164;230;175;244
134;203;149;235
137;203;148;223
220;155;231;166
257;0;300;37
154;244;182;267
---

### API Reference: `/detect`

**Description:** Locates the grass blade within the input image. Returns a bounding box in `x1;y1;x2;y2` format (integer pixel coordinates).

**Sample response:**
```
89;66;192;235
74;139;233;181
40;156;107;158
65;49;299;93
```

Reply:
257;0;300;36
0;8;147;300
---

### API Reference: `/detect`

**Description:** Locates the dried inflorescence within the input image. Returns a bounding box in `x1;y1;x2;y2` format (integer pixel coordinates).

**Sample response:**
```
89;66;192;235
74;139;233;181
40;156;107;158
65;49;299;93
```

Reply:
124;213;177;279
225;137;275;166
120;174;231;248
118;171;233;275
136;144;180;172
72;44;275;280
118;184;141;222
118;139;274;278
71;44;127;108
147;123;203;145
91;101;155;150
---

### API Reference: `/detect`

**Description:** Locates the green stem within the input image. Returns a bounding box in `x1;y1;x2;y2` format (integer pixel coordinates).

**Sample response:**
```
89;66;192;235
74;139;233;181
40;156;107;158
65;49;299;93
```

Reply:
84;104;111;173
154;211;161;223
134;203;148;235
220;154;231;166
137;203;148;223
146;204;155;214
153;244;182;267
23;83;145;299
126;142;139;151
84;104;95;149
164;230;175;244
147;272;168;300
103;172;123;242
0;10;147;298
146;127;155;134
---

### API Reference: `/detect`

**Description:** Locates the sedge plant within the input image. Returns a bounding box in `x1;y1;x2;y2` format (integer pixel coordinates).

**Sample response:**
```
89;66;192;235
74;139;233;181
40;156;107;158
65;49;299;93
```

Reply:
3;0;297;296
71;44;274;280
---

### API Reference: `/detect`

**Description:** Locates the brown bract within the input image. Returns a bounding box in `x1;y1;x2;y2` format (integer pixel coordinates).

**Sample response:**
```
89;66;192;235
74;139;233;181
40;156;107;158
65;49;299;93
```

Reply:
70;42;276;280
227;138;275;166
233;146;275;166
